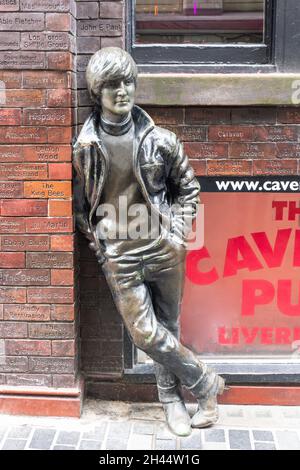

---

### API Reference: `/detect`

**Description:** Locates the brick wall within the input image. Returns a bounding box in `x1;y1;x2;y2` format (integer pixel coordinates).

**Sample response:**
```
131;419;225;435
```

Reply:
0;0;78;393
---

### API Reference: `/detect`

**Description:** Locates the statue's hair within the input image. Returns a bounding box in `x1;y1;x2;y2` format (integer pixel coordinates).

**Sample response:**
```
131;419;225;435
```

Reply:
86;47;138;104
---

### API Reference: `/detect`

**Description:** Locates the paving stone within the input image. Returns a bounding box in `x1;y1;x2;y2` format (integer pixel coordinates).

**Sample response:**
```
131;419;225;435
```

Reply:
254;442;276;450
7;426;32;439
107;421;131;440
156;424;175;440
127;433;153;450
282;409;300;419
254;409;272;418
53;445;77;450
252;430;274;442
229;430;252;450
56;431;80;446
155;439;176;450
204;428;225;443
226;408;244;418
179;432;202;450
78;440;102;450
276;431;300;450
2;439;27;450
0;427;8;442
82;422;108;440
29;429;56;450
105;438;128;450
133;421;155;435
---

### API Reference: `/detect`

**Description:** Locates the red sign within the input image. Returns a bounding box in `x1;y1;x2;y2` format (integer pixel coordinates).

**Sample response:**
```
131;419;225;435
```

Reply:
181;186;300;357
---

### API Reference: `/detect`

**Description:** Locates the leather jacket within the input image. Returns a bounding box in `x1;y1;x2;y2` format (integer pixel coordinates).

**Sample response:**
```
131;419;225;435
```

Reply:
73;105;200;264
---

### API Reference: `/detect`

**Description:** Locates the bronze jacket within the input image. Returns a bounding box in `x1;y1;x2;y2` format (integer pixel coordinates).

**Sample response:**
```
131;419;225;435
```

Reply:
73;105;200;263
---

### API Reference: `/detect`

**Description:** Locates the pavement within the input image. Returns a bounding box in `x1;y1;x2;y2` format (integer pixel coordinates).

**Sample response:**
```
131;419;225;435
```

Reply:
0;400;300;450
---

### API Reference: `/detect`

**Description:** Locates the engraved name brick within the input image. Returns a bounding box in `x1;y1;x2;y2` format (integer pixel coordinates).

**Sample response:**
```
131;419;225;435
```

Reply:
24;181;71;198
4;304;50;321
21;32;70;51
0;163;47;180
29;322;74;339
1;235;49;251
0;13;44;31
78;19;122;37
0;52;46;69
0;269;50;286
26;252;73;269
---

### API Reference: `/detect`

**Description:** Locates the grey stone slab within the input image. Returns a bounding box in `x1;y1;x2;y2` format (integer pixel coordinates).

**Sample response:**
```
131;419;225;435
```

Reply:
133;421;155;435
276;431;300;450
56;431;80;446
105;438;128;450
155;439;176;450
106;421;131;440
29;428;56;450
7;426;32;439
252;430;274;442
82;422;108;440
229;430;252;450
127;434;153;450
53;445;77;450
156;424;175;440
282;409;300;419
254;442;276;450
226;408;245;418
204;428;225;443
179;432;202;450
2;439;27;450
0;427;8;442
78;440;102;450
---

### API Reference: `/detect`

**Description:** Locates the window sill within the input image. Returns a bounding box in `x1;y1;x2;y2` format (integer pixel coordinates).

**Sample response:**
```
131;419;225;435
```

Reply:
136;73;300;106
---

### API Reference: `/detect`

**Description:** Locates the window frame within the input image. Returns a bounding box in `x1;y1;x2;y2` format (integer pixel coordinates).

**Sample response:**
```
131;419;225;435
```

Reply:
128;0;274;71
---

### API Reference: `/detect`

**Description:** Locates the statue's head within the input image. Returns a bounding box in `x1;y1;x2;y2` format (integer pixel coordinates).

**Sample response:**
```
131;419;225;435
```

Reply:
86;47;138;120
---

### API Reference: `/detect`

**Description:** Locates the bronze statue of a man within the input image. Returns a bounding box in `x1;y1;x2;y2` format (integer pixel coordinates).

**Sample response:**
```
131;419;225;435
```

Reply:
73;47;225;437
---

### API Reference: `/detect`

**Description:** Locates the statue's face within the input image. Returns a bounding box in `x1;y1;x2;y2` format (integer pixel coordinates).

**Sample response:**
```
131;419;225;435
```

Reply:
100;77;135;117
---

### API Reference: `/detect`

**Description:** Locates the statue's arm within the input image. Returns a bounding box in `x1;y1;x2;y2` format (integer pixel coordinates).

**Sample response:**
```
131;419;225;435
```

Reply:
167;136;201;244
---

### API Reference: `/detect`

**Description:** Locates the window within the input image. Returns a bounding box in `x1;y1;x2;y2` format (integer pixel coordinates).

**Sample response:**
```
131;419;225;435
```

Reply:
128;0;274;70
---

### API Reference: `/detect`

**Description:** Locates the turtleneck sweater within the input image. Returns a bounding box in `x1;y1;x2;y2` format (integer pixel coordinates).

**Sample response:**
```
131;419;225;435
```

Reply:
97;113;159;257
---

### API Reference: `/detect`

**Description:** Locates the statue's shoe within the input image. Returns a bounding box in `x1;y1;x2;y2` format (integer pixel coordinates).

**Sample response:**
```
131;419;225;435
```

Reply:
162;400;192;437
191;376;225;429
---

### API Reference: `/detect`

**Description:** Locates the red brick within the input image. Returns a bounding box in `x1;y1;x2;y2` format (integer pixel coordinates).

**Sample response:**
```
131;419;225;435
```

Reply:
209;126;254;142
0;304;3;320
23;70;71;89
1;200;47;216
0;51;46;69
26;252;73;269
0;127;47;144
100;1;123;18
0;0;19;11
47;89;72;107
184;142;228;159
0;252;25;268
3;304;50;321
185;107;230;124
51;269;74;286
50;234;73;252
169;125;206;142
48;163;72;180
277;108;300;123
1;235;49;252
0;269;50;286
46;13;73;32
0;217;25;233
48;127;72;143
231;107;276;124
0;71;22;88
20;1;71;12
0;145;23;162
277;143;300;159
5;374;52;387
24;181;71;199
190;160;206;176
254;126;298;142
0;109;21;126
47;52;74;71
0;322;27;338
24;108;72;127
0;163;47;180
23;145;71;162
51;304;74;321
49;200;72;216
5;89;46;108
5;340;51;356
52;340;75;357
27;287;74;304
207;160;253;176
253;160;298;175
0;182;23;199
0;13;44;31
52;374;76;388
26;217;73;233
143;107;184;125
228;143;277;159
0;287;26;303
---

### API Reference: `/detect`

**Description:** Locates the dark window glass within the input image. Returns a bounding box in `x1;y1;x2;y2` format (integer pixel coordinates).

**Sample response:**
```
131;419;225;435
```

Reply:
135;0;265;45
